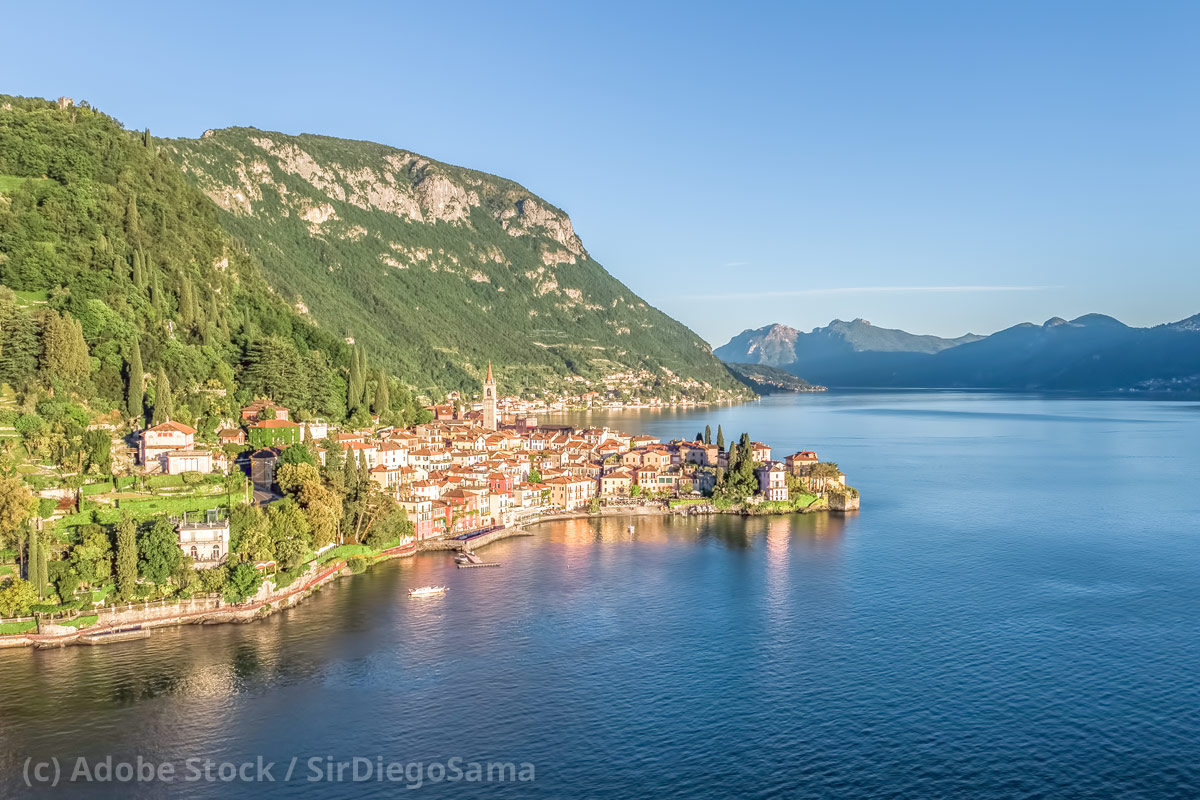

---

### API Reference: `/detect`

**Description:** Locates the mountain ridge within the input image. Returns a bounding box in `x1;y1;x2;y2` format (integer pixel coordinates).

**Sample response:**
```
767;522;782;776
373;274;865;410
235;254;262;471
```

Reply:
715;319;983;367
164;127;748;401
716;313;1200;392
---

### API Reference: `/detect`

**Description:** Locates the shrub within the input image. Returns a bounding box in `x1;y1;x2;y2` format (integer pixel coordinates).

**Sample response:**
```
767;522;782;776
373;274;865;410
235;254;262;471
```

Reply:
346;557;369;574
224;562;264;603
198;565;229;594
55;571;80;600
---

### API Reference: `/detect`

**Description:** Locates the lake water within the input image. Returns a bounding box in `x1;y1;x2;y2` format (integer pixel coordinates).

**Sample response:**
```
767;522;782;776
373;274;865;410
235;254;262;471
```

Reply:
2;392;1198;798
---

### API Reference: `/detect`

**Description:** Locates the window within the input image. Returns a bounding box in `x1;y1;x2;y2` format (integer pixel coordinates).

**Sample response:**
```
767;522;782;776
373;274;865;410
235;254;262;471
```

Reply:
190;546;198;560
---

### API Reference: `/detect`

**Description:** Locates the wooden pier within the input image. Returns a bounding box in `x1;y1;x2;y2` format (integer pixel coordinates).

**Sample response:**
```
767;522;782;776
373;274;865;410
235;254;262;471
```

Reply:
456;551;501;569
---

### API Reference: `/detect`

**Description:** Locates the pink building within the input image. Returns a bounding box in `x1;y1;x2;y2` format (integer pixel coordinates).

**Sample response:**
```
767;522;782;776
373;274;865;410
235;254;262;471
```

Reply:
140;421;197;472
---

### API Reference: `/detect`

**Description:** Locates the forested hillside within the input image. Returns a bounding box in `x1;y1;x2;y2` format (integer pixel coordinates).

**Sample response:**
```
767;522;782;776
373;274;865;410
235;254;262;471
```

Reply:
164;128;747;400
0;95;426;429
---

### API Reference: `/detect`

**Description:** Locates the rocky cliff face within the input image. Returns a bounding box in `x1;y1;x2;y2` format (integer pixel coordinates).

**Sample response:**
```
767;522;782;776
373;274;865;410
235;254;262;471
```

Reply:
189;132;587;259
164;129;747;398
715;324;802;367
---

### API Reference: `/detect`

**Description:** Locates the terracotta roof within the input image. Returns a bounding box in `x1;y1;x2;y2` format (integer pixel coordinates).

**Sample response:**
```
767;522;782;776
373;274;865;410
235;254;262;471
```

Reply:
146;420;196;435
250;419;300;429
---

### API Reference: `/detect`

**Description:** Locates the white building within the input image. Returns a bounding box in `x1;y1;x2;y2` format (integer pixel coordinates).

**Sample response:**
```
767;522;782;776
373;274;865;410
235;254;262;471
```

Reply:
177;509;230;568
755;462;789;502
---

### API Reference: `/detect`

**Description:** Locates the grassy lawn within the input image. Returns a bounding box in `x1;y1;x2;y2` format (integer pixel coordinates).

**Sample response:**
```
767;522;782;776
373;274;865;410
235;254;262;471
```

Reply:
118;492;237;516
668;497;707;508
11;288;51;306
317;544;374;564
57;615;99;630
0;620;36;635
792;493;819;509
0;175;54;194
91;584;115;603
753;493;821;514
316;539;405;566
60;492;238;527
0;565;12;578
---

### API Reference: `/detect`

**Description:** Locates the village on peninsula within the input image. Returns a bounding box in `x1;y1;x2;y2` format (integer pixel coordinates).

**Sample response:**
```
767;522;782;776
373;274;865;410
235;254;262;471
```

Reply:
0;364;856;648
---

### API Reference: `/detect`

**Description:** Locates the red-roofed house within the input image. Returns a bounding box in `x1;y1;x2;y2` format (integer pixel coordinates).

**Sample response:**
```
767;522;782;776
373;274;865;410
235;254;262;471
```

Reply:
140;421;197;472
241;401;289;422
217;428;246;446
785;451;819;474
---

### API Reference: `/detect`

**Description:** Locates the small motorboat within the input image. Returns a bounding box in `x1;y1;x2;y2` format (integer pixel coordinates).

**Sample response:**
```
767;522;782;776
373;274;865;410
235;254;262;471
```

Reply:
454;553;469;564
409;585;448;598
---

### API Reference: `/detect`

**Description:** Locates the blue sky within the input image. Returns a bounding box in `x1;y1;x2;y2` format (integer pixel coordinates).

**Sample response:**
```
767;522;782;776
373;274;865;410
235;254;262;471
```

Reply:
3;1;1197;344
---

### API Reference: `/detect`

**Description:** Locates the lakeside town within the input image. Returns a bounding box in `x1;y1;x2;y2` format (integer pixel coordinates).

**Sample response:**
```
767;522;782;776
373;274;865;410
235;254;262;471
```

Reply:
0;364;856;648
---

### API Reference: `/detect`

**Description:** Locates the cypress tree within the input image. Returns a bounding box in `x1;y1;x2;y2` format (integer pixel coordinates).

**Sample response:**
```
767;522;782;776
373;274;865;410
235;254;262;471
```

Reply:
716;425;724;451
40;309;90;389
343;448;358;493
150;271;163;314
152;366;173;424
125;194;140;239
357;348;368;407
131;250;144;289
126;338;144;419
116;513;137;600
705;425;712;445
36;531;48;599
373;369;389;415
347;346;364;412
26;527;38;591
0;312;41;388
178;278;193;327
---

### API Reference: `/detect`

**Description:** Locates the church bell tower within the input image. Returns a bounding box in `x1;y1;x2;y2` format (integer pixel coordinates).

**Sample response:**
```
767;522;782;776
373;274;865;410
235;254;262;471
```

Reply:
483;362;497;431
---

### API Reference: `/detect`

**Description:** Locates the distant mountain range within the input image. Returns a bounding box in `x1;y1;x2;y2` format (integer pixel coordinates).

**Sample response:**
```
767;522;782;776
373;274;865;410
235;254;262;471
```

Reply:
714;315;1200;393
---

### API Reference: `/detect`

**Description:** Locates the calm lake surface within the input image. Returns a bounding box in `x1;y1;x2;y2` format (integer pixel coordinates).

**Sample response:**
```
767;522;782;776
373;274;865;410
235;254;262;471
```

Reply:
2;392;1199;798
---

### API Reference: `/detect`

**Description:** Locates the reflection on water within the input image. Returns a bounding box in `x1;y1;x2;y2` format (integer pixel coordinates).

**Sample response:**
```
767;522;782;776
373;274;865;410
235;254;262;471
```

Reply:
1;392;1198;799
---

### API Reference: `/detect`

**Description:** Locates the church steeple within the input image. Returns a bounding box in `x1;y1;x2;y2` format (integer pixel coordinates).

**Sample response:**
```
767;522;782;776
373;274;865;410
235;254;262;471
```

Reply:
483;362;497;431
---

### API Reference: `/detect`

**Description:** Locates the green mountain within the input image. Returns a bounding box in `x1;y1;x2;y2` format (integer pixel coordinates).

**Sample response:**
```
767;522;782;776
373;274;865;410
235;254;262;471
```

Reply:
163;128;747;401
723;362;824;394
0;94;426;427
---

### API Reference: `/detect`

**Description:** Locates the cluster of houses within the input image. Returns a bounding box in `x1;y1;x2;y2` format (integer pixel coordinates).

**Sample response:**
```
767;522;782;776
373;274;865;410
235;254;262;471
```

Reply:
135;369;843;570
424;367;720;421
